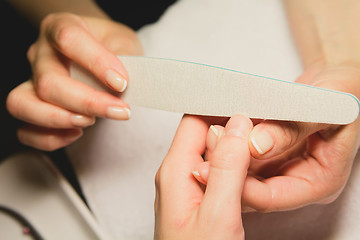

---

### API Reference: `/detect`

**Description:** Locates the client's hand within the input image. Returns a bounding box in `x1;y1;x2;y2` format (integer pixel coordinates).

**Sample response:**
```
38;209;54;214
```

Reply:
195;66;360;212
6;13;143;150
154;115;252;240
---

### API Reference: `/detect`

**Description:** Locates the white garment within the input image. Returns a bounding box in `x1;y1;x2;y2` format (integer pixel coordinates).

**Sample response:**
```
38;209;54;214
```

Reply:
67;0;360;239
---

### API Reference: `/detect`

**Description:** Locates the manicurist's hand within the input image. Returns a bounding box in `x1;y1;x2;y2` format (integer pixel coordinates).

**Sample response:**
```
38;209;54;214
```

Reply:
6;12;143;150
154;114;253;240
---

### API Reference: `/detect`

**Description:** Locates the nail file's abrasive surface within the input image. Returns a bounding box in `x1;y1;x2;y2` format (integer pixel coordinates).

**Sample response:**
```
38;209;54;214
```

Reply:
71;56;360;124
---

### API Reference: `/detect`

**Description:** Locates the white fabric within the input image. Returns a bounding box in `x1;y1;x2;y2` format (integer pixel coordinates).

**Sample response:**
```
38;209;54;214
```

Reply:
66;0;360;239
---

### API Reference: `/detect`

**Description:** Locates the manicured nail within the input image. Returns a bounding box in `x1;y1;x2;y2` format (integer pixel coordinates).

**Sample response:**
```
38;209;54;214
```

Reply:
105;69;128;92
225;115;252;138
207;125;219;151
251;130;274;155
70;114;95;127
192;170;200;177
192;170;204;183
106;107;131;120
210;125;218;136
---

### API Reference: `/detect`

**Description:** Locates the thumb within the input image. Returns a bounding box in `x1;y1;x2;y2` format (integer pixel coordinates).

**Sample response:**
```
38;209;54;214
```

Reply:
249;120;329;159
200;115;252;216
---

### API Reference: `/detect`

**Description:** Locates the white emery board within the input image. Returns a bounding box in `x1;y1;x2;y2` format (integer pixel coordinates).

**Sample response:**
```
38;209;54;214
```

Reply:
71;56;360;124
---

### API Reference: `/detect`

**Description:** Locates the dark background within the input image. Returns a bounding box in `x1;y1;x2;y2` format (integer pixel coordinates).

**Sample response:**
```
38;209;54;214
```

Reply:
0;0;176;196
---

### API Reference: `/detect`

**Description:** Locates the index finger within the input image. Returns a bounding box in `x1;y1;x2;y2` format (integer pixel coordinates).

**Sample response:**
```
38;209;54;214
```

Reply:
44;13;129;92
156;115;209;219
200;115;252;218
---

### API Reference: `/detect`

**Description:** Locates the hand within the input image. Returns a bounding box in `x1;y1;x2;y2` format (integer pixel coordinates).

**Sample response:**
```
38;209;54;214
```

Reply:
194;65;360;212
6;12;143;151
154;115;253;240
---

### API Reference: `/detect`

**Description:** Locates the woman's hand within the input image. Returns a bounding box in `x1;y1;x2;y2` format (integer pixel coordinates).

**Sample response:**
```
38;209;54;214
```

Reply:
194;65;360;212
6;13;143;150
155;115;253;240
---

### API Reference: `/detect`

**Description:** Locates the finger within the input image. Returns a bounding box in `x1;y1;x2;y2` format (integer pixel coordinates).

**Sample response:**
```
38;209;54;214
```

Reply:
7;81;95;129
193;125;225;183
33;41;130;119
203;125;225;161
157;115;208;202
242;132;349;212
18;125;83;151
156;115;209;218
200;115;253;218
249;120;329;159
206;125;225;152
192;161;210;185
45;13;128;92
167;115;210;158
242;171;318;212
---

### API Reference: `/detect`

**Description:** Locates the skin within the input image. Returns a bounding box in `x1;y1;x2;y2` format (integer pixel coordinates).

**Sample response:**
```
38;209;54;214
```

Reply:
6;1;142;150
191;0;360;212
155;115;252;240
5;0;360;237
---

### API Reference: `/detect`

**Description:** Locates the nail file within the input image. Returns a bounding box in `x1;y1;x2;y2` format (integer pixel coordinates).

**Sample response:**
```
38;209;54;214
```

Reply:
71;56;360;124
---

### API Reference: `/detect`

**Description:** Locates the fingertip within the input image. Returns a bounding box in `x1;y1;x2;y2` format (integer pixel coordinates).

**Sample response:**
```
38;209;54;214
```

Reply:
224;114;253;138
105;69;128;92
70;114;96;127
192;161;210;185
249;121;324;159
249;127;274;157
106;106;131;120
206;125;224;152
191;170;204;184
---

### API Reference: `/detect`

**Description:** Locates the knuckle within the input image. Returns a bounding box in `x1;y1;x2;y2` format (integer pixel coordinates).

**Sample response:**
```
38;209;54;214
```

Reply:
35;73;56;100
40;13;56;31
52;24;80;51
6;88;22;118
45;14;82;51
211;147;236;170
110;31;143;55
81;91;100;115
154;162;171;190
26;43;37;63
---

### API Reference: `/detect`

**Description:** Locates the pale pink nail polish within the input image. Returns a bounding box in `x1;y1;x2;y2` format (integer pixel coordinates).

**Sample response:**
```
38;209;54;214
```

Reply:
105;69;128;92
106;107;131;120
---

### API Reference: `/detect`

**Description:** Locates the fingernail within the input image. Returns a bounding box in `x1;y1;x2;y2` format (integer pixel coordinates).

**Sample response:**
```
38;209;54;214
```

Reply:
225;114;252;138
207;125;218;151
242;206;256;213
192;170;204;183
106;107;131;120
105;69;128;92
210;125;218;136
251;130;274;155
70;114;95;127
